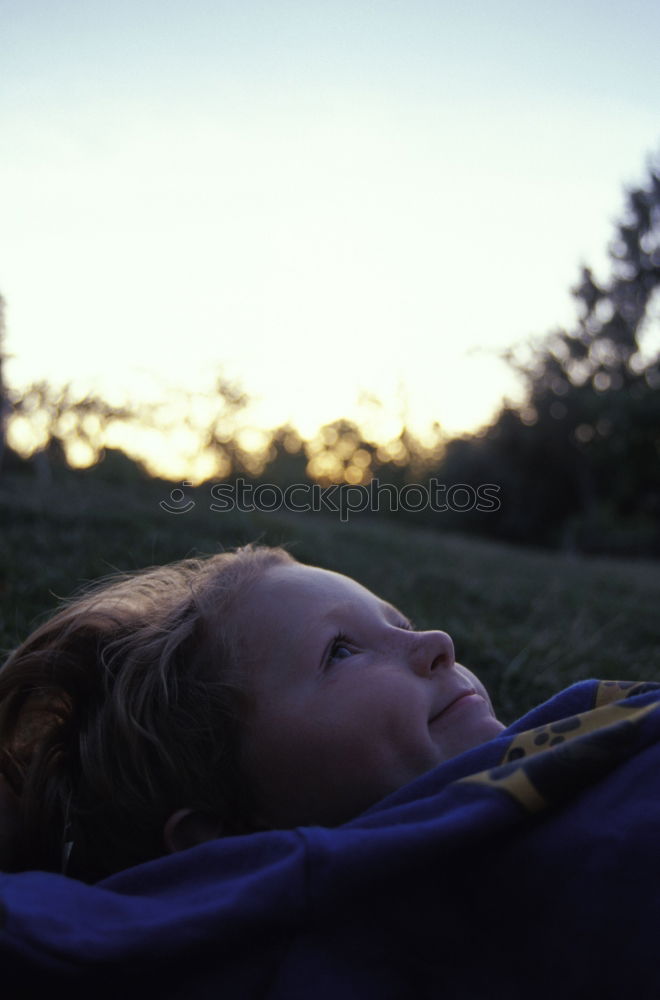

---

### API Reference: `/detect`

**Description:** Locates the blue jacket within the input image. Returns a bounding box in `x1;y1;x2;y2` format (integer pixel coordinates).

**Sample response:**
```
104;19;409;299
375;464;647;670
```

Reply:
2;679;660;999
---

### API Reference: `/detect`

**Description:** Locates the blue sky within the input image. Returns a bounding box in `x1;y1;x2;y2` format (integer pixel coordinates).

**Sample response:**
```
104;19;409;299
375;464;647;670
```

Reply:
2;0;659;475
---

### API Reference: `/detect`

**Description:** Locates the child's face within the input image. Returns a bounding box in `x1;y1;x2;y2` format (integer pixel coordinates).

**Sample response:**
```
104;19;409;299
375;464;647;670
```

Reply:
238;563;504;828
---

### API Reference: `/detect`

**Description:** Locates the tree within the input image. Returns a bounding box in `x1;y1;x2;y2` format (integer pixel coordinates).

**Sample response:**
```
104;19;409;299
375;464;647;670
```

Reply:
435;154;660;554
8;381;136;483
0;294;7;477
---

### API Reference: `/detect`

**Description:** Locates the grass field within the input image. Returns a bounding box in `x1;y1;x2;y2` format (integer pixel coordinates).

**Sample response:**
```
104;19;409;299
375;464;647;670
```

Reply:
2;467;660;723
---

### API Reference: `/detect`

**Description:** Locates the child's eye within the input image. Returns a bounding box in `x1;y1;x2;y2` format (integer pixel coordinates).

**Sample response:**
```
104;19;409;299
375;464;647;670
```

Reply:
327;635;356;664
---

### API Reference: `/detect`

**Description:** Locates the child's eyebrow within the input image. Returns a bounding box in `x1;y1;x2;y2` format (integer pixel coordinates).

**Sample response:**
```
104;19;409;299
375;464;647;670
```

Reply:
317;601;412;630
380;601;413;629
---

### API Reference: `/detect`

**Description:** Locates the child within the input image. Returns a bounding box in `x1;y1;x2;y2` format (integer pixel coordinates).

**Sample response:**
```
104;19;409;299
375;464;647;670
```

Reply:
0;544;503;880
2;545;660;998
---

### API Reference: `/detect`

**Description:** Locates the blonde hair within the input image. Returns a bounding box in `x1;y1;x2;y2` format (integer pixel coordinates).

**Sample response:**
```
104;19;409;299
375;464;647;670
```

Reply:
0;544;294;882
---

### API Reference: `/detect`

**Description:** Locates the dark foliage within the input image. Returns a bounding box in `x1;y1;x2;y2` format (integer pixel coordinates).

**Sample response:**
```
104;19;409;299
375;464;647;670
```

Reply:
429;155;660;556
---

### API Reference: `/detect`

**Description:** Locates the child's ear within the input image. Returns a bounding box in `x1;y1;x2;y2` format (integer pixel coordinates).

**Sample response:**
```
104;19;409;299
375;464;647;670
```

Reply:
163;809;224;854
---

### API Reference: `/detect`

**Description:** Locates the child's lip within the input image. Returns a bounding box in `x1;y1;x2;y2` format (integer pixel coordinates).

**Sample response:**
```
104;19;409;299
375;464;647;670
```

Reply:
429;688;478;723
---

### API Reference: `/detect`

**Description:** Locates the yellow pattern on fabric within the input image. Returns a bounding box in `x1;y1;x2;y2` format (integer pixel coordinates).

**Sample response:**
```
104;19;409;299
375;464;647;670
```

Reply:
594;680;658;709
459;681;660;814
461;764;547;813
501;698;659;767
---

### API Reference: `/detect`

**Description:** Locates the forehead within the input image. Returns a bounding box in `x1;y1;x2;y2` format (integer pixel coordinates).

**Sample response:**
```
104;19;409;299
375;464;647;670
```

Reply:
248;562;381;617
237;563;398;652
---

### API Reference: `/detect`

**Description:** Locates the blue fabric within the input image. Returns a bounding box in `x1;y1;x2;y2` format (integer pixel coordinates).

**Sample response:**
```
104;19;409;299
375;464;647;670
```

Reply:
3;678;660;998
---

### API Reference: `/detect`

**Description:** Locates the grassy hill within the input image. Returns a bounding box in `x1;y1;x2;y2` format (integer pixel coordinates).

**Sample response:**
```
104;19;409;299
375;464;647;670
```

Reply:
2;467;660;723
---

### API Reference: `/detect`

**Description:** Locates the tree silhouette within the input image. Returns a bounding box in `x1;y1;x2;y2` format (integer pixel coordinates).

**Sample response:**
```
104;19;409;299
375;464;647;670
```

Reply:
0;294;6;476
434;154;660;554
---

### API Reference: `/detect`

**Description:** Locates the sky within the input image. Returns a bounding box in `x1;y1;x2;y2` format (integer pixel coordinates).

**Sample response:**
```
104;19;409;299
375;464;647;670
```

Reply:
2;0;659;474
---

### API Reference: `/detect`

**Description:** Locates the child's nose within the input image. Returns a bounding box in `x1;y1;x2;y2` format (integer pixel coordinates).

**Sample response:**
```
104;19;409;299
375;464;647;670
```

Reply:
406;630;455;677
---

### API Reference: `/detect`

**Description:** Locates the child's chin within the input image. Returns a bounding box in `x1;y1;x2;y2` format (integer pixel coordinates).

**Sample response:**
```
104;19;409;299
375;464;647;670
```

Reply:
456;712;506;755
482;716;506;739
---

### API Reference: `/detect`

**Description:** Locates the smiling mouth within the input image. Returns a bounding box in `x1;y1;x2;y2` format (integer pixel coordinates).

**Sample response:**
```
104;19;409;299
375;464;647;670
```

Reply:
430;689;479;723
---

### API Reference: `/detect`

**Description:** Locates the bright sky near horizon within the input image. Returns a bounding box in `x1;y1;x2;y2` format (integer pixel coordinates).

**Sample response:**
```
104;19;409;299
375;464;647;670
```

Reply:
2;0;659;468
